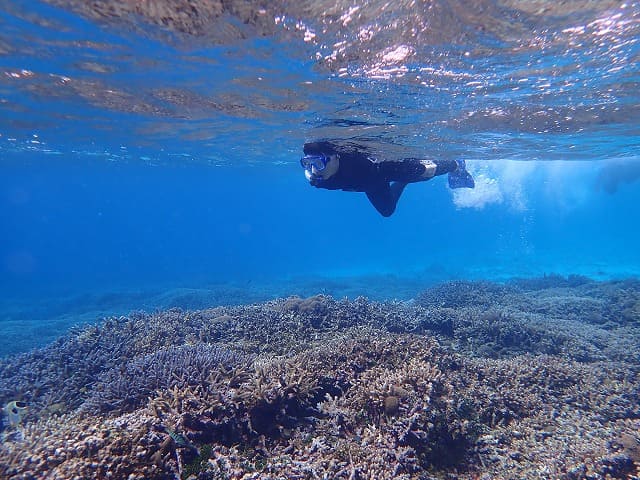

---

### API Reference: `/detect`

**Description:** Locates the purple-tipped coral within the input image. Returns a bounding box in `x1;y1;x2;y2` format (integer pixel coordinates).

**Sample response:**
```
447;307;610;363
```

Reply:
83;343;251;414
0;280;639;479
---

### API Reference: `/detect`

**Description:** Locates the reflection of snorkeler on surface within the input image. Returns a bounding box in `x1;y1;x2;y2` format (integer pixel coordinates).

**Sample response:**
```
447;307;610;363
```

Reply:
301;141;475;217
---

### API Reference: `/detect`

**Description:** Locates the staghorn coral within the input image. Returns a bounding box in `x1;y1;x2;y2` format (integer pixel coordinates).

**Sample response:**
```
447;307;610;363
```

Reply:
280;294;331;328
415;280;515;309
83;343;251;414
410;278;640;363
0;410;165;480
1;279;640;479
8;275;636;424
2;327;639;478
509;273;593;290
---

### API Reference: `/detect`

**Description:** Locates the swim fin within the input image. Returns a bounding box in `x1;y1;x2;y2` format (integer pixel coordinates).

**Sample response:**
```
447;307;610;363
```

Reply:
448;159;475;189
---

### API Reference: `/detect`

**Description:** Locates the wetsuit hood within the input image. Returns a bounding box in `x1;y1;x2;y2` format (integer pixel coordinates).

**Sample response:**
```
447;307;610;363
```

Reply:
303;141;338;156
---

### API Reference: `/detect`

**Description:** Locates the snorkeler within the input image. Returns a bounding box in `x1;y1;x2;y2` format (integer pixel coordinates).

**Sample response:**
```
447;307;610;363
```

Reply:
301;141;475;217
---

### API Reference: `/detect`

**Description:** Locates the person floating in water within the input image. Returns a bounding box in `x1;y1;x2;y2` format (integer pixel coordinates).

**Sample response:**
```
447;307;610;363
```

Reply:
300;141;475;217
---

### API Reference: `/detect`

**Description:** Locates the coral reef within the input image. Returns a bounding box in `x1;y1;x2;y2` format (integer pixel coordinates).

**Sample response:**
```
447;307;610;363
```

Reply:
83;343;252;414
413;277;640;362
1;278;639;479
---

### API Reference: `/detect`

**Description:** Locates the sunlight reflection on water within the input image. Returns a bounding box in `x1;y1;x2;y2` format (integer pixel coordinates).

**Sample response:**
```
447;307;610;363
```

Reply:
0;0;638;164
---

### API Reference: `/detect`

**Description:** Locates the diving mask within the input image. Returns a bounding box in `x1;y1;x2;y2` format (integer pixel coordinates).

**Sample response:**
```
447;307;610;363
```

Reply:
300;153;330;172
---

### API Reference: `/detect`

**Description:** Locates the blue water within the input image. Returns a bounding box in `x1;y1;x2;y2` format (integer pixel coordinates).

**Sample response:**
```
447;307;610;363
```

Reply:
1;0;639;354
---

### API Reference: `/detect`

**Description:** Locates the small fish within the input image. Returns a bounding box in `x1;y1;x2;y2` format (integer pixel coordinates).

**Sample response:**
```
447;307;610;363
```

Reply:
2;400;27;428
165;427;197;452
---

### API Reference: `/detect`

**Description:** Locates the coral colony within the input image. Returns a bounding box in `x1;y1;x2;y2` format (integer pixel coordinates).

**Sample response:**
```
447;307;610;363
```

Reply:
1;278;639;479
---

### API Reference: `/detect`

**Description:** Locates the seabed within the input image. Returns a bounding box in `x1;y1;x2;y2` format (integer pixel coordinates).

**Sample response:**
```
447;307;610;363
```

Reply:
1;277;639;479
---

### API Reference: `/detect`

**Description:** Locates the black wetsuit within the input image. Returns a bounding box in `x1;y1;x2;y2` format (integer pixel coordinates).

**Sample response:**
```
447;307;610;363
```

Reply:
304;141;457;217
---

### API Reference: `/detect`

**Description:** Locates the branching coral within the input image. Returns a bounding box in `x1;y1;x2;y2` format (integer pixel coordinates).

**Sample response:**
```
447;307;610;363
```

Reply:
83;343;251;414
1;280;640;479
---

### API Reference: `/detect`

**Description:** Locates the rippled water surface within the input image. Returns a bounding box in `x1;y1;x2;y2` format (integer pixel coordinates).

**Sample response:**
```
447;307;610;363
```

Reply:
1;0;638;162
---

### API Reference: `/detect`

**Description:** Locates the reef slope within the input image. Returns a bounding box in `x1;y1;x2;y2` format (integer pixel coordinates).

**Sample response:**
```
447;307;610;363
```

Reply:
1;278;639;479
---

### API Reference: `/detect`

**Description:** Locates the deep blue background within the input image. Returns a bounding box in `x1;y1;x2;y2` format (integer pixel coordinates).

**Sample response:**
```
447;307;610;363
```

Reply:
3;154;639;303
